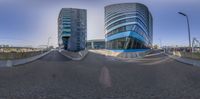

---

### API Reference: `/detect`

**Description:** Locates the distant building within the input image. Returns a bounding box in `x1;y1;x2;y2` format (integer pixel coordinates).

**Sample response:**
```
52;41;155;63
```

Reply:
87;39;105;49
58;8;87;52
105;3;153;52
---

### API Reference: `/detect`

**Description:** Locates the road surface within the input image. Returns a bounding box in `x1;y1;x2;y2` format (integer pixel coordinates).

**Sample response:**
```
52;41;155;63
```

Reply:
0;50;200;99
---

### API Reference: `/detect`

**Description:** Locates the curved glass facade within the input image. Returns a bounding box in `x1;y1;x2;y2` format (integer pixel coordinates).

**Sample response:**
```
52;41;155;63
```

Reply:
105;3;153;51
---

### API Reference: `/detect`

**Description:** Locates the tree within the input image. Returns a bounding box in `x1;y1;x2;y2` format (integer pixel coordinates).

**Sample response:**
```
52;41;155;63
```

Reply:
153;45;158;49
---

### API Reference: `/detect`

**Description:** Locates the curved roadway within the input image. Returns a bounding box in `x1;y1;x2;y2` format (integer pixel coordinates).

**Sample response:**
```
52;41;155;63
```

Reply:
0;50;200;99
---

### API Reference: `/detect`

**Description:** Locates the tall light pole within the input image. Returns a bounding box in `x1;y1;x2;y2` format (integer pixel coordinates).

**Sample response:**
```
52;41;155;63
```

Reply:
47;37;51;49
178;12;191;51
159;39;162;49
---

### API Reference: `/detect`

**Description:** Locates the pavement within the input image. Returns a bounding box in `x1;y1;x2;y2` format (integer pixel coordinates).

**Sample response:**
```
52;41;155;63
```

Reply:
1;50;200;98
164;52;200;67
89;49;147;58
60;49;88;60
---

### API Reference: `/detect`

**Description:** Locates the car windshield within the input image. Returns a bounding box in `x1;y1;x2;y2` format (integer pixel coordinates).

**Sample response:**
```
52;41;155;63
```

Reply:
0;0;200;99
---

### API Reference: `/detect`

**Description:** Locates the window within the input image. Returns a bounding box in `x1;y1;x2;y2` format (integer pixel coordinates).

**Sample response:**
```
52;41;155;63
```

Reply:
63;29;71;32
106;37;148;49
62;31;70;34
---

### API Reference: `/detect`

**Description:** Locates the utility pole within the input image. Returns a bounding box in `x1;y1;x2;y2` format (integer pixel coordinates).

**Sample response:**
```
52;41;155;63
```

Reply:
47;37;51;49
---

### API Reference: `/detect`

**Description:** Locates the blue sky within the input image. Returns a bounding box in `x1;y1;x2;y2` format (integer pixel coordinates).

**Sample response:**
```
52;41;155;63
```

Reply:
0;0;199;47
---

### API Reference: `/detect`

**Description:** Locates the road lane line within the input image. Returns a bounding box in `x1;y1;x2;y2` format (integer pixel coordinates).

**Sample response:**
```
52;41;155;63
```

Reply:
99;66;112;88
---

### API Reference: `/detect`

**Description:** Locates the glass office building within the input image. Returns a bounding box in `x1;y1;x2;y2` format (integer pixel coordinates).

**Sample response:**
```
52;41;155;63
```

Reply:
105;3;153;52
58;8;87;51
87;39;105;49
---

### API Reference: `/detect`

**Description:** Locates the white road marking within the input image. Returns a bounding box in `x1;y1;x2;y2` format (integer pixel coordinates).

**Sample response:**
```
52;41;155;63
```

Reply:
99;66;112;88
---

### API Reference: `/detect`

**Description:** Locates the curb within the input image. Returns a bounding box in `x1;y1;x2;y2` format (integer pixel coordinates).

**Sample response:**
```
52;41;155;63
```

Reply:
0;50;52;67
90;49;151;59
164;53;200;67
144;52;164;57
59;49;88;61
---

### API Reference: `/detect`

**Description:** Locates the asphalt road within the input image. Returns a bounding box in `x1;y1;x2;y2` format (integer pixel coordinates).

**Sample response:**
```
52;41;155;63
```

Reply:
0;50;200;99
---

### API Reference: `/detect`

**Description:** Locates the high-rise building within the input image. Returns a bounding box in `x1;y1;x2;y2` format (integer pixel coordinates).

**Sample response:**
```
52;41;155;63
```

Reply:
105;3;153;52
58;8;87;52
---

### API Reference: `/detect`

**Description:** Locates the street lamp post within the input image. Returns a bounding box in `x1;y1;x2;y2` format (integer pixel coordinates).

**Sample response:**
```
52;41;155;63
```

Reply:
178;12;191;52
47;37;51;49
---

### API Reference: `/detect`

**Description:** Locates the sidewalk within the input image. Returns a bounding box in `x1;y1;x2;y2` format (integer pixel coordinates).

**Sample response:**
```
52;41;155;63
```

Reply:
89;49;148;58
165;53;200;67
59;49;88;60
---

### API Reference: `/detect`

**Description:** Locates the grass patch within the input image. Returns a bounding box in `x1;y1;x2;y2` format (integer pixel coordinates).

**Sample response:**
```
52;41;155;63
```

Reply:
0;51;48;60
